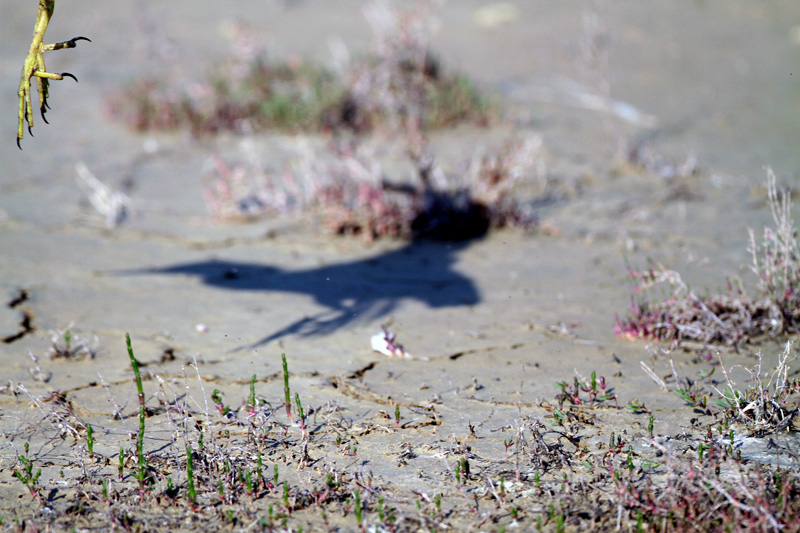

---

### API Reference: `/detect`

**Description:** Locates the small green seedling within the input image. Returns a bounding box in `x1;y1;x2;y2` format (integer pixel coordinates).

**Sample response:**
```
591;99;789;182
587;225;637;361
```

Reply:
247;374;257;413
282;353;292;421
378;496;385;522
295;392;305;427
675;387;707;410
354;489;363;528
186;445;196;505
126;333;148;489
13;450;41;500
211;389;229;416
86;423;94;458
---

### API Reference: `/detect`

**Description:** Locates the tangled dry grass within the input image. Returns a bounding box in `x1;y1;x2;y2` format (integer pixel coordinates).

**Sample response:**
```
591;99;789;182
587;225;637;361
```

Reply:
714;342;800;436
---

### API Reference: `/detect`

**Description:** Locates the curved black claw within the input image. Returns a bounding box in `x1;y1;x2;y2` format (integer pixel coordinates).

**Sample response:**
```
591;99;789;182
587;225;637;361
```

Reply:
28;126;34;137
40;106;49;124
71;36;92;44
17;137;22;150
61;72;78;82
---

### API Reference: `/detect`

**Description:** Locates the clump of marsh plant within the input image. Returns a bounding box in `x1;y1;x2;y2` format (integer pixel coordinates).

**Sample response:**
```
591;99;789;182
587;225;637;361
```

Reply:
748;169;800;324
204;134;544;241
615;260;780;346
714;341;800;436
13;443;42;503
617;168;800;347
343;0;495;136
607;438;788;531
106;2;495;138
48;326;96;360
554;370;616;408
106;21;345;136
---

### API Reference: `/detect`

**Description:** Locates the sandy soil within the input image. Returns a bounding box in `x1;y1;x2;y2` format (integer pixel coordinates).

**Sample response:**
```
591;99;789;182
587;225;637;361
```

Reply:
1;1;800;530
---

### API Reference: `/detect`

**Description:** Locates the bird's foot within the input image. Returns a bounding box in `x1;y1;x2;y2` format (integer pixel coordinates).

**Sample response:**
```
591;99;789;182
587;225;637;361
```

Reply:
16;3;91;149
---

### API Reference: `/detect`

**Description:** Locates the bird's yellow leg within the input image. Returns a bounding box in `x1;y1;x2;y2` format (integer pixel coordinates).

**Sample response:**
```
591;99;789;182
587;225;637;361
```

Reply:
17;0;52;147
17;0;91;149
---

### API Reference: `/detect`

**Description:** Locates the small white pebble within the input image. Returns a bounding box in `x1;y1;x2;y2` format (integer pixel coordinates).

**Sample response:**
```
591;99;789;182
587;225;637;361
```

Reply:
143;138;159;154
473;3;520;27
195;323;208;333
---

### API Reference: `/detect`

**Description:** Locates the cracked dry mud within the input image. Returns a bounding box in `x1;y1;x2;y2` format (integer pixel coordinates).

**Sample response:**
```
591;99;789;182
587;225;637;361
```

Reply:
2;1;800;531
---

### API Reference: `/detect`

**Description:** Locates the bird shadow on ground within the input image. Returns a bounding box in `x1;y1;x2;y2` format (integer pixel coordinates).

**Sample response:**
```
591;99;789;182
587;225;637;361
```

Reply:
125;237;482;349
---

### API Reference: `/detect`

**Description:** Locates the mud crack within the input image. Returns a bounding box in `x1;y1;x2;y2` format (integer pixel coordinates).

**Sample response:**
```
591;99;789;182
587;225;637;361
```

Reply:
2;289;34;343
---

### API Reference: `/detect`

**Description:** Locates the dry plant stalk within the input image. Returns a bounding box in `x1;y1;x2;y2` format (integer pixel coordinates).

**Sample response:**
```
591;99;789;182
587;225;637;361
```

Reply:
749;168;800;321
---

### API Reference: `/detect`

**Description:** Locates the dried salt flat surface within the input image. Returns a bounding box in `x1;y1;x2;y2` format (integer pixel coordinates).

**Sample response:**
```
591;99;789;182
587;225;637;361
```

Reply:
1;1;800;530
